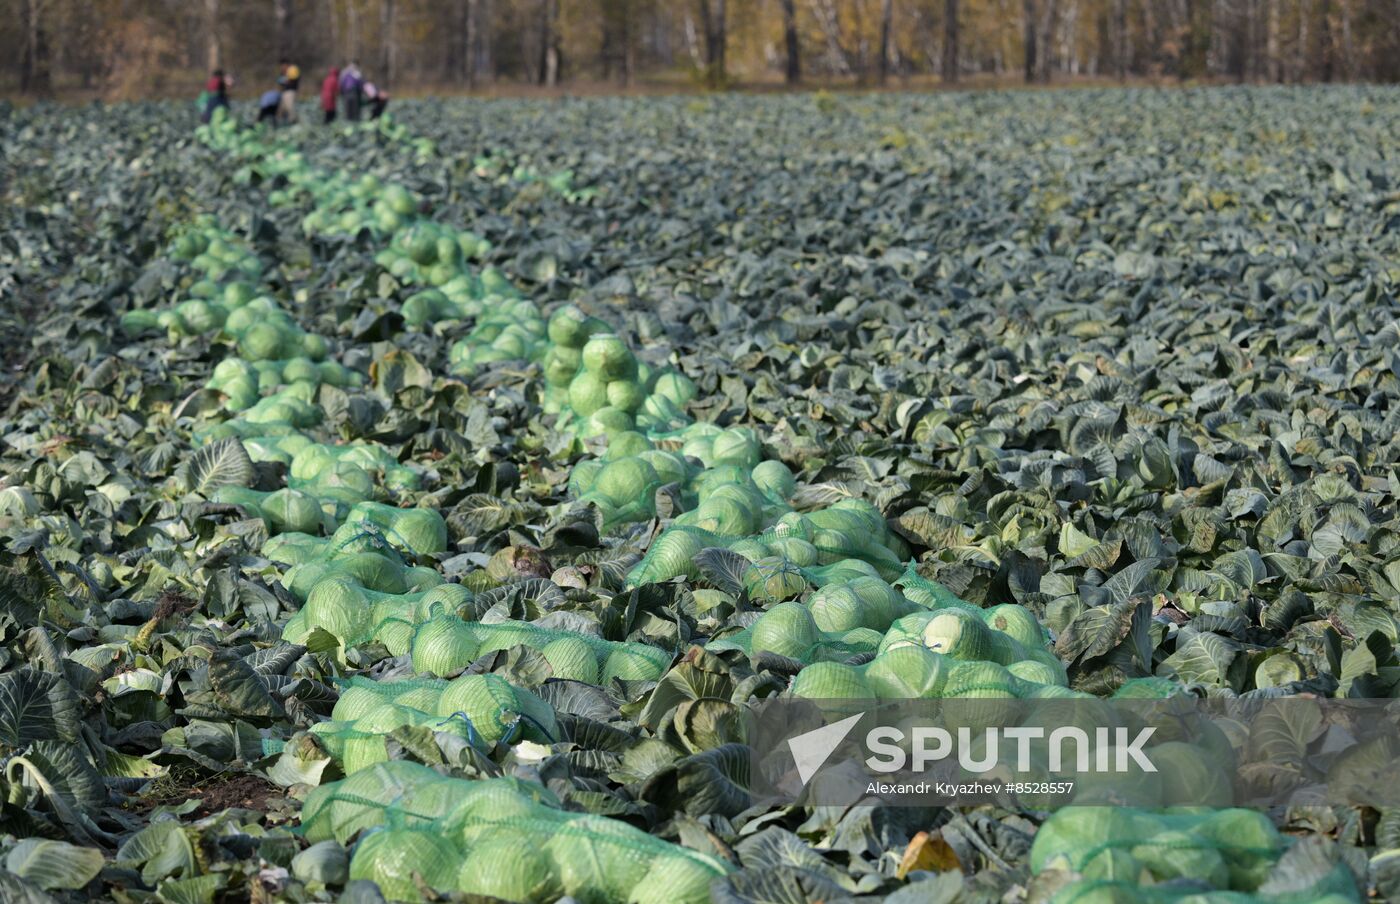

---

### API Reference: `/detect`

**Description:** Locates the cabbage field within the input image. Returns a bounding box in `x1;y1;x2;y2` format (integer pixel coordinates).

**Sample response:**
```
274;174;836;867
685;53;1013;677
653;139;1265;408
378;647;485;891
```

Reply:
2;86;1400;903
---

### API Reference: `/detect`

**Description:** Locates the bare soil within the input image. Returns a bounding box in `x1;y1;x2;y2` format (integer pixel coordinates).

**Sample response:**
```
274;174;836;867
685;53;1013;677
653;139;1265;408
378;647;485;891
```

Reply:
189;773;280;818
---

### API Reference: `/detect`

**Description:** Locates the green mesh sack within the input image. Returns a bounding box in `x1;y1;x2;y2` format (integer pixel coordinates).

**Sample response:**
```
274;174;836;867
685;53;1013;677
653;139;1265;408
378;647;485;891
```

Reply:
741;557;810;602
283;576;427;648
803;575;921;633
337;501;448;558
290;442;422;499
283;551;418;601
662;424;762;470
475;621;672;683
349;821;461;902
674;483;769;536
707;601;881;663
329;672;556;748
241;432;314;466
1030;807;1359;904
300;761;452;843
573;454;665;528
331;676;448;722
403;614;672;684
318;706;482;774
283;577;377;647
895;565;983;612
879;607;1060;672
262;531;327;565
807;526;905;581
311;774;725;903
547;304;611;351
194;416;306;445
627;525;726;586
796;558;883;585
303;675;554;776
448;303;547;377
432;779;730;904
628;501;912;588
787;643;1070;701
573;437;788;532
408;613;482;675
434;672;558;744
323;521;408;560
294;459;379;508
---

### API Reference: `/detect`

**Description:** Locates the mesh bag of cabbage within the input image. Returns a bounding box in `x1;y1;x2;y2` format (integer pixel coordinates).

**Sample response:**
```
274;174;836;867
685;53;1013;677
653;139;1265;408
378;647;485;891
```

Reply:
301;708;486;774
298;762;550;842
706;601;883;664
402;613;674;683
1030;807;1359;904
328;672;556;748
894;564;982;612
299;767;729;901
627;502;911;588
306;770;731;904
784;644;1075;703
264;671;562;768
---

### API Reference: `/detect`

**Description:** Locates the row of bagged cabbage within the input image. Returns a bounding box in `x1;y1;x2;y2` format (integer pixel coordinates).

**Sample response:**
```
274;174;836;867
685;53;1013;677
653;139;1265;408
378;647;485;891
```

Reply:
299;764;727;904
170;116;1015;898
118;223;363;423
185;112;1353;904
181;112;700;458
190;404;727;904
181;114;742;903
147;124;888;548
208;108;545;365
206;443;733;903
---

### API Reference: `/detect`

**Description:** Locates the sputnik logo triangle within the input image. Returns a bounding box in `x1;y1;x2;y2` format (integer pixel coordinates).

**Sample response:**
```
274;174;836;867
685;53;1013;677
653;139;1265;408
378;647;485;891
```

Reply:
787;712;864;785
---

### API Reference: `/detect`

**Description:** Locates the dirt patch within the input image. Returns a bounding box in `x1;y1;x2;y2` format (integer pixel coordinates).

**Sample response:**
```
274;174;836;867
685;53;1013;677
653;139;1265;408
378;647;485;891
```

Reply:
189;774;279;818
153;590;197;622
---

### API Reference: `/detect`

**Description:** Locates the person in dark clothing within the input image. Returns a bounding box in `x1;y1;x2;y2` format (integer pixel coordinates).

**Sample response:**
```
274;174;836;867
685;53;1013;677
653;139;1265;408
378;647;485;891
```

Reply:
320;67;340;124
339;62;364;121
258;89;281;125
202;69;231;123
364;82;389;119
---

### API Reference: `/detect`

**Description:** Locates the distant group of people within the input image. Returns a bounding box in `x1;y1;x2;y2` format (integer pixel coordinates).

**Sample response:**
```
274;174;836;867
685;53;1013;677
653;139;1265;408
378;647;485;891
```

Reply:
201;58;388;126
320;61;389;123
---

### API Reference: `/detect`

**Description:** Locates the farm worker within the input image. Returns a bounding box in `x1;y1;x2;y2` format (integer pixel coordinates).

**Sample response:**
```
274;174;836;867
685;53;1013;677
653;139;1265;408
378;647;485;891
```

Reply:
201;69;231;123
364;82;389;119
340;61;364;121
320;67;340;124
277;58;301;124
258;89;282;125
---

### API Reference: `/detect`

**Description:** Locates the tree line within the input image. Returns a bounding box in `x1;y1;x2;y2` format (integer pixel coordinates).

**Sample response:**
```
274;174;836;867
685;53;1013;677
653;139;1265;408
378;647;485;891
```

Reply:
7;0;1400;98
